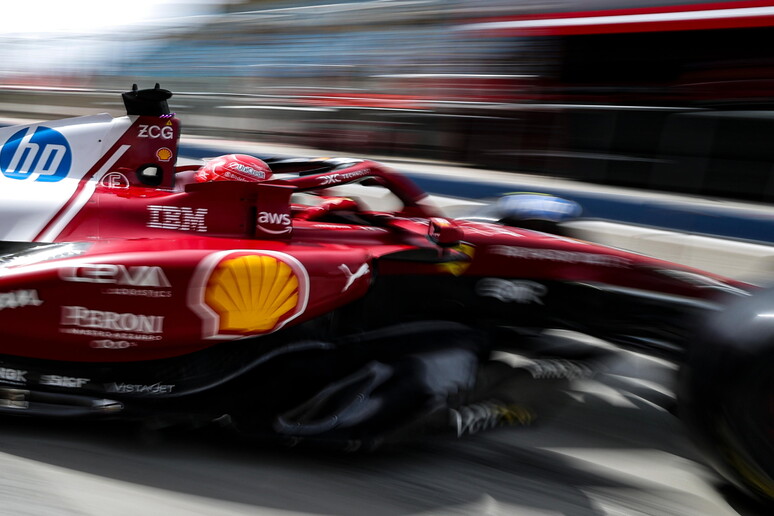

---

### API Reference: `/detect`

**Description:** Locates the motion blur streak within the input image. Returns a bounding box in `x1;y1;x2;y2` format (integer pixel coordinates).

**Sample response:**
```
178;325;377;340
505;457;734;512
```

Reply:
0;3;773;515
4;1;774;208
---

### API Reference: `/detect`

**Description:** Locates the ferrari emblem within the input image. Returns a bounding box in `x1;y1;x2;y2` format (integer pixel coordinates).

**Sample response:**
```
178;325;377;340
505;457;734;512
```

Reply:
437;243;475;276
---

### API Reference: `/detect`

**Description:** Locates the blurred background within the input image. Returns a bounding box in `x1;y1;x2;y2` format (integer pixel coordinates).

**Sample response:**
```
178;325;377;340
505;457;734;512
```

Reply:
3;0;774;202
1;4;774;515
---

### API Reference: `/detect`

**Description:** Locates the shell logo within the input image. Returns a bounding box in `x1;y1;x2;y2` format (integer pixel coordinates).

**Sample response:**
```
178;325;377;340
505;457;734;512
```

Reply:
437;243;475;276
156;147;173;162
190;251;309;339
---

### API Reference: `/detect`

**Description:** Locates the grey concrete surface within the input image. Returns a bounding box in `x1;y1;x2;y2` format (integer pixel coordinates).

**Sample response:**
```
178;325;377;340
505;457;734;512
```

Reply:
0;345;765;516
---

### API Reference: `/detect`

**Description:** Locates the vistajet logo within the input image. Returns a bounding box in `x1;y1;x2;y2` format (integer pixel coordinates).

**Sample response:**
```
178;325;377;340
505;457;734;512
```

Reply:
106;382;174;395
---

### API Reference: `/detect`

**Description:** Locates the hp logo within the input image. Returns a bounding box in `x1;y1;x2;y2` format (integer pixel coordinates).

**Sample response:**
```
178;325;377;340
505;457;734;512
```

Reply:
0;127;72;182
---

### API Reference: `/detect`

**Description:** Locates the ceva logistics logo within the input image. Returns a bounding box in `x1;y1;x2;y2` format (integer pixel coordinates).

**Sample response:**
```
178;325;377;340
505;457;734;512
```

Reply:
0;127;72;182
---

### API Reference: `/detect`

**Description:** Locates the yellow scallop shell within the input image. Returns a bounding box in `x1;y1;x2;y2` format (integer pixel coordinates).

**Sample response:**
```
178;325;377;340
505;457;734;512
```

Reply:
204;254;299;333
156;147;173;162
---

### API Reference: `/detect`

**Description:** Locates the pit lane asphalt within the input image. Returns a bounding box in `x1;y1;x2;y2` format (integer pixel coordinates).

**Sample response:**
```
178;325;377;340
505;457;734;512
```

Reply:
0;344;765;516
0;137;768;515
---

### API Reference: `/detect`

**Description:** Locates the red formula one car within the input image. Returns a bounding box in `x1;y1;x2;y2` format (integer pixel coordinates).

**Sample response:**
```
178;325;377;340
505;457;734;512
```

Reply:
0;85;771;504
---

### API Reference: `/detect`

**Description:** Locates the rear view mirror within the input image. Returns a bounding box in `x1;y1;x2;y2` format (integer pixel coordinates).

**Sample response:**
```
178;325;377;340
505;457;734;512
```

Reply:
428;217;462;247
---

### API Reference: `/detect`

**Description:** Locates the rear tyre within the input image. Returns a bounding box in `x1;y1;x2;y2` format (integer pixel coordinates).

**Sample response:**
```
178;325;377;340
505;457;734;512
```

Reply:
679;289;774;505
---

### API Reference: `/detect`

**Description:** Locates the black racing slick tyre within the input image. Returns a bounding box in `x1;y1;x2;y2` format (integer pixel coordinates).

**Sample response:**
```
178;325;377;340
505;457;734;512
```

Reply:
679;288;774;506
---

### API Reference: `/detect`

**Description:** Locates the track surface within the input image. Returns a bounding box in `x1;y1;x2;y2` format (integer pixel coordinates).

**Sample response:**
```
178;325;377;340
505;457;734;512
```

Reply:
0;345;767;516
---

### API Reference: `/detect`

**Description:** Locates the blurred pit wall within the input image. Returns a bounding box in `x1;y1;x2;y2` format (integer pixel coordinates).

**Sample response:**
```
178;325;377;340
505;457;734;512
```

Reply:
2;87;774;206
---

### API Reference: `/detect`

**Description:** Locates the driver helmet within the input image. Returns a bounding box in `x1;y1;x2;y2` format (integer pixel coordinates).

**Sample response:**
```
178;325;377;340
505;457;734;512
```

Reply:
195;154;272;183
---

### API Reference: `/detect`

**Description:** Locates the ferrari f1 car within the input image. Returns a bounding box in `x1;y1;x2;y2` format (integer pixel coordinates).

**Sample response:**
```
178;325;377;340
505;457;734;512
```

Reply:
0;85;771;504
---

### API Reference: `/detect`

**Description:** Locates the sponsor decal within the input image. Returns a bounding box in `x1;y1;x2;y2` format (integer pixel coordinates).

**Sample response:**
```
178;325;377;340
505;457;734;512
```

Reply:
491;245;631;268
90;339;137;349
40;375;88;388
147;205;208;232
339;263;370;292
317;168;371;186
476;279;546;304
0;367;27;385
0;126;72;183
258;212;291;226
106;382;174;395
60;264;170;287
0;289;43;310
138;124;174;139
205;255;299;333
100;172;130;189
156;147;173;162
102;288;172;298
257;211;292;235
227;161;266;179
189;250;310;339
437;243;475;276
60;264;170;288
60;306;164;341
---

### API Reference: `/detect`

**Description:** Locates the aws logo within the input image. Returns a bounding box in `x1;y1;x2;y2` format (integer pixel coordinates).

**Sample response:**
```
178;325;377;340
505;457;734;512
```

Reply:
0;127;72;182
258;211;291;226
257;211;291;235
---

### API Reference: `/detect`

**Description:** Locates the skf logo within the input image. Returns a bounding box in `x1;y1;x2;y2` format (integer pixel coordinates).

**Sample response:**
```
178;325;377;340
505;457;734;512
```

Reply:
138;124;174;139
40;375;89;388
60;264;171;288
0;127;72;182
147;205;208;232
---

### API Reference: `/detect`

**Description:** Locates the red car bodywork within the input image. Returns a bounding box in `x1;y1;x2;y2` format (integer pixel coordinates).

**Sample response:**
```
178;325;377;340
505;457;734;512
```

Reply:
0;96;749;363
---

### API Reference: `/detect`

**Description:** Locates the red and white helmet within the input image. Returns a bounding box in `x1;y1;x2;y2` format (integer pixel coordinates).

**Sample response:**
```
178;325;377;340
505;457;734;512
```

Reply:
195;154;272;183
